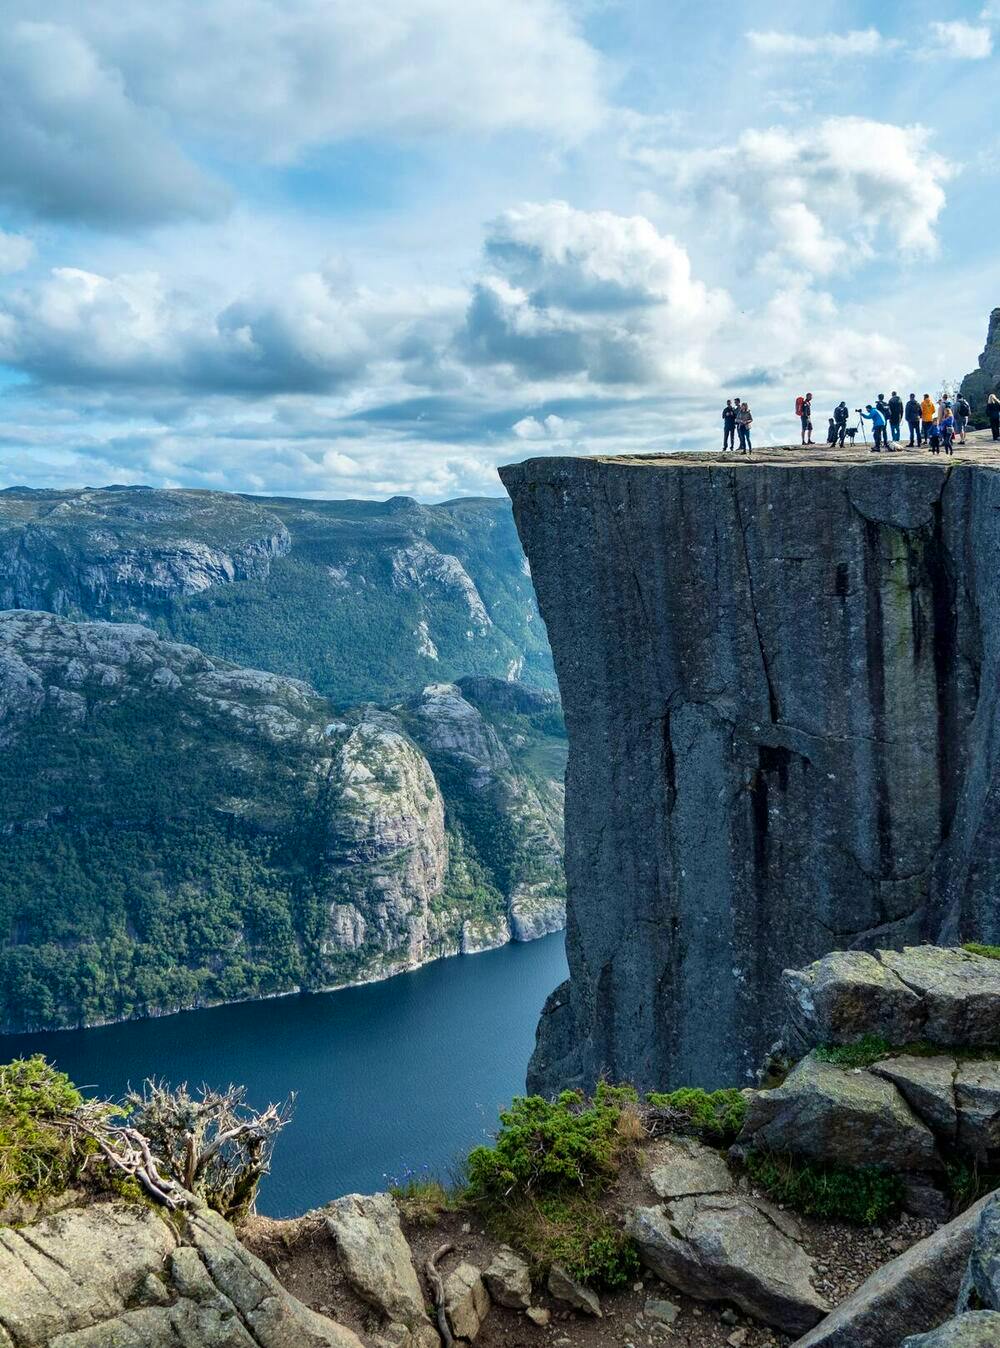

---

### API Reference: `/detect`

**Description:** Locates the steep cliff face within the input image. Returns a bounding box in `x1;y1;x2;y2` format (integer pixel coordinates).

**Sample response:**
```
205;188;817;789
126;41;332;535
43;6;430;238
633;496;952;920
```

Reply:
960;307;1000;417
500;454;1000;1096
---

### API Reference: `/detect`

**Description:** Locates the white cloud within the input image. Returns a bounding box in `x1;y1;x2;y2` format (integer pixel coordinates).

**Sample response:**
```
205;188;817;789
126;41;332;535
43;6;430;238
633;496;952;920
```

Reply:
5;0;603;178
463;201;729;387
0;21;229;226
747;28;892;57
512;413;581;439
633;118;953;275
0;231;34;275
929;20;993;58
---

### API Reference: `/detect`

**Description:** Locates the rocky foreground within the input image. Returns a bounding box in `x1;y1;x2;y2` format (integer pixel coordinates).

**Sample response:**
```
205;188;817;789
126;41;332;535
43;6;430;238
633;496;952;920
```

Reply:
5;944;1000;1347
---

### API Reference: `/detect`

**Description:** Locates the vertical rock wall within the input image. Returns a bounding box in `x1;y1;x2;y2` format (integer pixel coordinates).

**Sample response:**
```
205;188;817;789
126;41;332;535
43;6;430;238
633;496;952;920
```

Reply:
500;456;1000;1095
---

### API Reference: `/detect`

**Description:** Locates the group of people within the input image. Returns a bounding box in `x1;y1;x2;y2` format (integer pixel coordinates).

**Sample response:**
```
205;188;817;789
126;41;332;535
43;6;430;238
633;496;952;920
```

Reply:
720;388;1000;456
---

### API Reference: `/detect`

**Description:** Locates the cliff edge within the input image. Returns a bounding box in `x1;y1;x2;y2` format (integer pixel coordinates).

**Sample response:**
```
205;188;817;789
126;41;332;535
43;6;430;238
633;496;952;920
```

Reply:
500;445;1000;1095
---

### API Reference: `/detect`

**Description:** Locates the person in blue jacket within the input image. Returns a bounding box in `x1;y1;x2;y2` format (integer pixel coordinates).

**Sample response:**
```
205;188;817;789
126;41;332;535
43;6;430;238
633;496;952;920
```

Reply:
859;403;888;452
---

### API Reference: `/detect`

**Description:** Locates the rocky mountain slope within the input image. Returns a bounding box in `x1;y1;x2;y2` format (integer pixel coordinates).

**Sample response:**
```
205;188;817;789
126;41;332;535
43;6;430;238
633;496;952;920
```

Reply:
960;307;1000;421
0;611;564;1034
501;449;1000;1098
0;486;553;704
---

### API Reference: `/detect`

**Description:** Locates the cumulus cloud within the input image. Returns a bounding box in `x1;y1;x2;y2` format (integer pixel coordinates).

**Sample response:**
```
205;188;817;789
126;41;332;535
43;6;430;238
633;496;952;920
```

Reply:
462;201;729;387
633;118;953;275
929;20;993;58
512;413;581;439
0;231;34;275
0;20;229;226
0;265;375;393
746;28;892;57
3;0;603;192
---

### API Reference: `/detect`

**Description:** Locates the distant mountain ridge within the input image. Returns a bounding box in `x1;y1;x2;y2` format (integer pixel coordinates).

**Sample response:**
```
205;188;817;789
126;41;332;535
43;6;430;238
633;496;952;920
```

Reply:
0;486;554;704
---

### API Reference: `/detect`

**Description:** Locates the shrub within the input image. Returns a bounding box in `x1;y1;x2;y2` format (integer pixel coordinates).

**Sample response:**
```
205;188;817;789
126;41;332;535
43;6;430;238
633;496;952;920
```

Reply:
814;1036;893;1069
645;1087;747;1142
489;1193;639;1291
745;1151;904;1225
0;1057;95;1213
466;1086;634;1201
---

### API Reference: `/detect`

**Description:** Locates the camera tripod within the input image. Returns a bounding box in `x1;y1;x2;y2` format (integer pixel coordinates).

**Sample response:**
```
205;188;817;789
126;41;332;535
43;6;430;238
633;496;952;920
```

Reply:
854;410;868;447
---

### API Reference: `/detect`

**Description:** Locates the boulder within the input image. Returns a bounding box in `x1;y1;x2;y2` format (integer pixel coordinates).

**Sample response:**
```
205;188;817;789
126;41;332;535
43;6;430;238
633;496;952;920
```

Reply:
902;1312;1000;1347
647;1136;734;1199
443;1261;490;1342
324;1193;430;1334
0;1199;363;1348
956;1064;1000;1160
959;1194;1000;1312
644;1297;681;1324
878;948;1000;1047
547;1263;602;1316
626;1195;827;1335
482;1246;532;1309
737;1054;940;1170
782;951;924;1051
872;1055;959;1144
792;1194;992;1348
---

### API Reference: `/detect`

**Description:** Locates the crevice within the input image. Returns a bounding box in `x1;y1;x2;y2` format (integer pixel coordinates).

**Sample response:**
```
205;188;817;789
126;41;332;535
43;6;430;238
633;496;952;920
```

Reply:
731;477;779;723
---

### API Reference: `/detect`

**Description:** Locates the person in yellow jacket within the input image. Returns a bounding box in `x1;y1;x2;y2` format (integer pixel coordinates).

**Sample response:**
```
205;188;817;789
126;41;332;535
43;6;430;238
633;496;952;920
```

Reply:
920;394;936;443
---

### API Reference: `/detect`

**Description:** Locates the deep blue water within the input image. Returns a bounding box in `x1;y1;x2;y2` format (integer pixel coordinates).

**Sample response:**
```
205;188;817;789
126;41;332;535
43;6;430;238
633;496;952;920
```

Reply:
5;934;568;1217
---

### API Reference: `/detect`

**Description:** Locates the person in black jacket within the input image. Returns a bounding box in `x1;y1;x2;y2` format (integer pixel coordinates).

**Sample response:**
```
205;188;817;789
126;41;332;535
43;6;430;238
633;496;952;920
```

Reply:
722;400;737;450
888;391;904;445
905;393;922;446
833;401;850;446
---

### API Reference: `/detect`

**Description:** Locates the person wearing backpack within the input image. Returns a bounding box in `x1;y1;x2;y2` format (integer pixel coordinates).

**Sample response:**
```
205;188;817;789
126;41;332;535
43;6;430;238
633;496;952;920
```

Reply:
797;392;813;445
737;402;753;455
722;400;737;450
955;393;972;445
888;391;904;444
905;393;922;446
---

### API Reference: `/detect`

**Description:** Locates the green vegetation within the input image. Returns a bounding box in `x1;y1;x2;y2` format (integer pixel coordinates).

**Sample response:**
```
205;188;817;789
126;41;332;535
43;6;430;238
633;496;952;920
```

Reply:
744;1151;905;1225
389;1177;457;1226
645;1087;748;1142
814;1036;893;1069
466;1084;642;1290
964;942;1000;961
0;1057;108;1214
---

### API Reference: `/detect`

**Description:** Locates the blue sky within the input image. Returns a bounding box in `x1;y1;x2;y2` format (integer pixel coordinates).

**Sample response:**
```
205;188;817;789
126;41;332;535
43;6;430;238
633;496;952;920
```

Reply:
0;0;998;499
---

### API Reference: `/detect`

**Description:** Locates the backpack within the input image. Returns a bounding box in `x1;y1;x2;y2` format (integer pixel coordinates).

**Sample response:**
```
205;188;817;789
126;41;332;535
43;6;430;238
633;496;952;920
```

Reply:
957;396;971;416
795;395;805;416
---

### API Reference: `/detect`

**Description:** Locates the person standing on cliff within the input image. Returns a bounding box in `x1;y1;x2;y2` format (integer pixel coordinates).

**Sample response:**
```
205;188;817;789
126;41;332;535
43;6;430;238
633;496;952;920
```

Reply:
989;392;1000;442
860;403;887;451
888;391;904;445
737;402;753;454
722;400;737;451
954;393;972;445
940;406;956;456
799;392;814;445
834;400;850;446
920;393;936;444
905;393;922;446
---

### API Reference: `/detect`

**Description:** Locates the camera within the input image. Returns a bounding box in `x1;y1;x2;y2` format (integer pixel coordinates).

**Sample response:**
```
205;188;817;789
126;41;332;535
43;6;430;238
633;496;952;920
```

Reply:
855;407;864;414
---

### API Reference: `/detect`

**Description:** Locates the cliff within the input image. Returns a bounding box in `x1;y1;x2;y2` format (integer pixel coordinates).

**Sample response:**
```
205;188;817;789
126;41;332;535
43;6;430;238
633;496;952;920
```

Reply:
960;307;1000;420
500;447;1000;1096
0;612;564;1033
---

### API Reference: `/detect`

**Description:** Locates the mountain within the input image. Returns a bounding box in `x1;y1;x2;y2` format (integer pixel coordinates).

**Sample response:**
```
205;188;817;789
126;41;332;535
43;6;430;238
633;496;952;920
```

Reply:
0;486;554;705
959;306;1000;422
0;611;564;1033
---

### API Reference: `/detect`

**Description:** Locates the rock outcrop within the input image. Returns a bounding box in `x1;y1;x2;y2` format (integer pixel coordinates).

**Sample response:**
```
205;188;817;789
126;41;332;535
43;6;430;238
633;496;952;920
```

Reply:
0;611;564;1034
501;453;1000;1095
0;1199;363;1348
960;308;1000;420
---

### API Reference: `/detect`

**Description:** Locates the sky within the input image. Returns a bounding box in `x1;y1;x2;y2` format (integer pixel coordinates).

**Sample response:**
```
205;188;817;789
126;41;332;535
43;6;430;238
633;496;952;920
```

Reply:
0;0;998;501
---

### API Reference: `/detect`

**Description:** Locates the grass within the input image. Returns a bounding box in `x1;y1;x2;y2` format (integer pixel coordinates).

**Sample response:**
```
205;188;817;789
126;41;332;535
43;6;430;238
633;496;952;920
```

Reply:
814;1035;893;1069
466;1083;644;1290
389;1176;457;1226
0;1056;110;1216
645;1087;748;1142
744;1151;905;1225
964;943;1000;961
